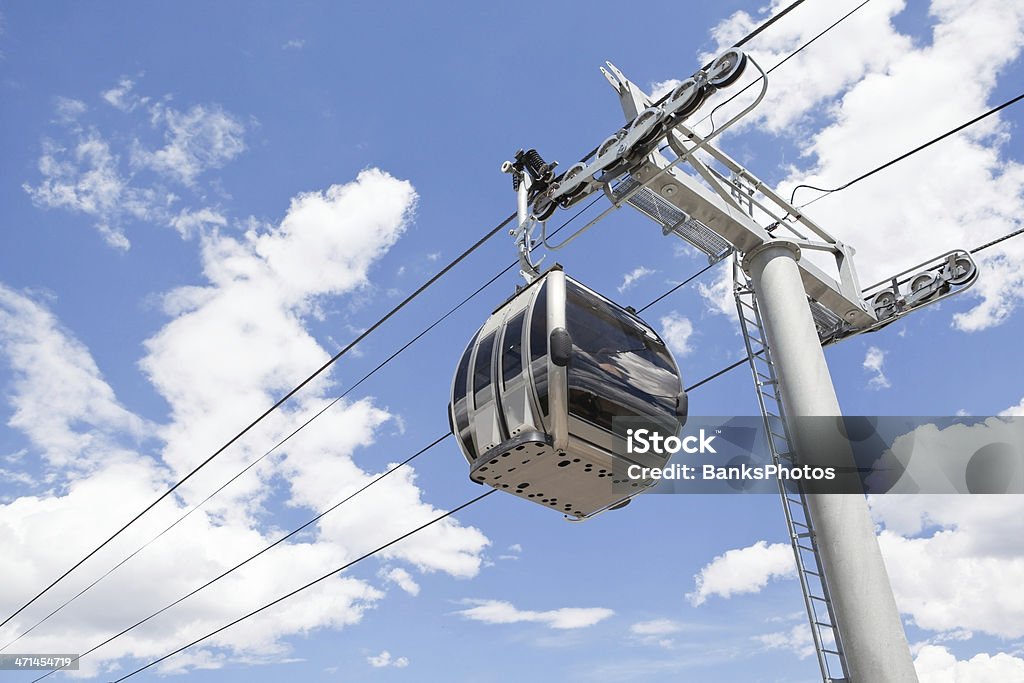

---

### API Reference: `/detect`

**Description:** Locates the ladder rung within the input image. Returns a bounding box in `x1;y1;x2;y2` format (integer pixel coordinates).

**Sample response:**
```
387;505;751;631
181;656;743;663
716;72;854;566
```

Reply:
809;595;828;602
796;544;816;553
802;569;821;577
792;520;809;529
813;620;835;629
786;496;804;506
822;648;842;656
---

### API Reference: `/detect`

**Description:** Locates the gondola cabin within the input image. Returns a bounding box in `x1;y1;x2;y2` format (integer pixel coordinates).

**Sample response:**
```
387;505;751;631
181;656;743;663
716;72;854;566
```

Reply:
449;267;687;519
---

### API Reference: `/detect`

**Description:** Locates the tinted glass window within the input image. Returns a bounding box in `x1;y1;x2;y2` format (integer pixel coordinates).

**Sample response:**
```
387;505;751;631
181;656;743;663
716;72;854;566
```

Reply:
501;312;526;387
473;332;495;405
565;282;679;432
453;332;477;401
528;283;549;415
529;283;548;365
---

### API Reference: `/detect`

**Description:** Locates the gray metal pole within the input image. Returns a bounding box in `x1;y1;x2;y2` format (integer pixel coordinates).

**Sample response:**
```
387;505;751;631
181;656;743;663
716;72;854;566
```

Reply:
744;241;918;683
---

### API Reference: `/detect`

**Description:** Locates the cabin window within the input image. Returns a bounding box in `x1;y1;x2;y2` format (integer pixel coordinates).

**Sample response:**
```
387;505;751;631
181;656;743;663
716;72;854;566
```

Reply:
528;283;549;415
501;311;526;387
473;331;496;406
565;282;679;432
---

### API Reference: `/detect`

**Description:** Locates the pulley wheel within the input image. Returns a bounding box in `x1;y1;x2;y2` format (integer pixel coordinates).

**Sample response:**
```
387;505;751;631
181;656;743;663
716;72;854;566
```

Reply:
665;78;705;120
707;49;748;88
948;256;977;285
628;107;666;150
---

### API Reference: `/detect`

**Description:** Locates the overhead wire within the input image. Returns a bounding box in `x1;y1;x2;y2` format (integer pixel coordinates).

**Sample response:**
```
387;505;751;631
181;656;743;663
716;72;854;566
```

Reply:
28;435;449;682
790;91;1024;208
2;194;605;649
10;0;855;671
102;490;496;683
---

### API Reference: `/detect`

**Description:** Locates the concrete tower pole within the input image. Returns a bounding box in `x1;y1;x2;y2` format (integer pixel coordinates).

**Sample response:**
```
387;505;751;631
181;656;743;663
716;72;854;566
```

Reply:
744;241;918;683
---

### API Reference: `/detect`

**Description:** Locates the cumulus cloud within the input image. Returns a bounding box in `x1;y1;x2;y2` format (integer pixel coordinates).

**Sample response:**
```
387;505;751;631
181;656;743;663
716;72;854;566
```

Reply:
870;495;1024;639
999;398;1024;417
659;311;695;357
381;567;420;596
915;645;1024;682
0;286;151;469
0;170;490;676
687;540;795;606
696;260;737;322
454;599;614;630
676;0;1024;332
367;650;409;668
618;266;656;293
863;345;891;389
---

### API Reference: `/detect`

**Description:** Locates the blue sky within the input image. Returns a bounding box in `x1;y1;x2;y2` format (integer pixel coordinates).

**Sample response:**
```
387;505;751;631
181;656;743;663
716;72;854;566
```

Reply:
2;1;1024;681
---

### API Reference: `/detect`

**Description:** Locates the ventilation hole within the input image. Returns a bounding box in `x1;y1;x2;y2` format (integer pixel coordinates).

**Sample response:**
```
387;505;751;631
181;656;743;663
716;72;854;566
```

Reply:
521;460;529;465
508;467;516;472
501;484;509;488
557;460;571;467
528;494;535;498
573;458;581;462
494;475;502;480
631;483;639;487
490;459;498;465
515;445;525;451
517;482;530;489
599;469;607;474
501;453;509;458
480;467;488;472
541;499;549;503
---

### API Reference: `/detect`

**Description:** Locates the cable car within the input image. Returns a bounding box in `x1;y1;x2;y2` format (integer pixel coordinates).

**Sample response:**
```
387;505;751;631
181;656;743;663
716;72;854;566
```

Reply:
449;266;687;520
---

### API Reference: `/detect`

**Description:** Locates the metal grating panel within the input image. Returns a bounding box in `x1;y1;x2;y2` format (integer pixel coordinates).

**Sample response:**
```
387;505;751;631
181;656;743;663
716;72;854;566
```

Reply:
809;299;843;343
617;176;733;261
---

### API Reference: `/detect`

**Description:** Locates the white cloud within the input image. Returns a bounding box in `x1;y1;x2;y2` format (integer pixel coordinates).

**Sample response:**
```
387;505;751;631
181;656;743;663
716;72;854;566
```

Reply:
915;645;1024;682
650;79;682;102
168;207;227;239
454;599;614;630
687;540;795;606
54;97;87;123
629;619;683;636
999;398;1024;416
0;286;151;469
755;622;816;659
870;495;1024;639
367;650;409;668
659;311;695;357
618;266;656;293
102;78;148;112
135;103;246;186
23;134;155;249
282;39;305;50
24;82;248;247
0;169;491;675
684;0;1024;332
863;345;891;389
696;260;737;321
381;567;420;596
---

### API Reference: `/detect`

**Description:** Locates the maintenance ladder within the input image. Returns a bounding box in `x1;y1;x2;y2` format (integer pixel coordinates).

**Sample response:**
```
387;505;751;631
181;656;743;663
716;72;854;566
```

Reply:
734;269;851;683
